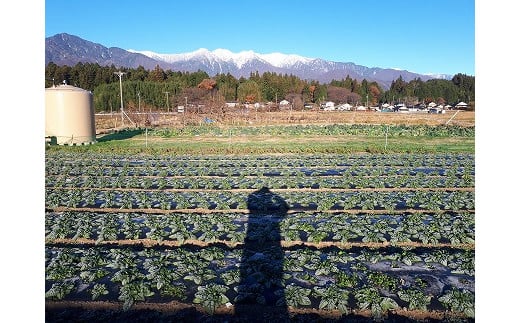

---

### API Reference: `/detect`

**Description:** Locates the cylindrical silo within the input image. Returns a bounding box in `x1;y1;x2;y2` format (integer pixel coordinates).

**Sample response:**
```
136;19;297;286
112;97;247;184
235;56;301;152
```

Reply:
45;84;96;145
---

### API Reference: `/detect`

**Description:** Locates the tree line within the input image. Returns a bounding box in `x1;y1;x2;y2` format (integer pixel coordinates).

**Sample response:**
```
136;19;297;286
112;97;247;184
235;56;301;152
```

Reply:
45;62;475;113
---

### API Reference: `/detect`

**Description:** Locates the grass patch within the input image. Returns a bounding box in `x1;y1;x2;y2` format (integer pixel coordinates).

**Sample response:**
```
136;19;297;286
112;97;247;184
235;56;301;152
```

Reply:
46;129;474;155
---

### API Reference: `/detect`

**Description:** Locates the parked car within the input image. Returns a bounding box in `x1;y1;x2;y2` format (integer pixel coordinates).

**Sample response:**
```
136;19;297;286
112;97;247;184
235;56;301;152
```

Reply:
428;108;445;114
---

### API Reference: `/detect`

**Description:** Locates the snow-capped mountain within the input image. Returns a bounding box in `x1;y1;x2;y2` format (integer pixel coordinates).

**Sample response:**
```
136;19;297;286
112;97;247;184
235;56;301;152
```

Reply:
129;48;313;69
45;33;164;70
424;73;453;80
46;33;450;88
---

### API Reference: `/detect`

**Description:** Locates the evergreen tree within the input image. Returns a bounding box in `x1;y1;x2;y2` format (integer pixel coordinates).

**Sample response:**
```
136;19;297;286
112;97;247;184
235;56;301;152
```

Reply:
45;62;474;112
237;80;261;103
148;65;166;82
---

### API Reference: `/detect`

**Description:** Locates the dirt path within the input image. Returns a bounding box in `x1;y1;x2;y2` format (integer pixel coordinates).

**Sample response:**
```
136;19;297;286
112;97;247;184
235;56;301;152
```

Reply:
46;236;474;250
46;299;468;322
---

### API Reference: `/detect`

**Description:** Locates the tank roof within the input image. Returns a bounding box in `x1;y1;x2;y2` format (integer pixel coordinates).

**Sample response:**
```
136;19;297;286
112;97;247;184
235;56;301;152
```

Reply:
46;84;90;92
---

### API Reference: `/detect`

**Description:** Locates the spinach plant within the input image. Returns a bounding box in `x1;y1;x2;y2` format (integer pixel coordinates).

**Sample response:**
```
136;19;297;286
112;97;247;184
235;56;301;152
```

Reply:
90;283;109;300
313;285;350;314
355;287;399;321
193;284;230;315
438;288;474;318
277;284;312;308
397;288;432;311
45;281;76;300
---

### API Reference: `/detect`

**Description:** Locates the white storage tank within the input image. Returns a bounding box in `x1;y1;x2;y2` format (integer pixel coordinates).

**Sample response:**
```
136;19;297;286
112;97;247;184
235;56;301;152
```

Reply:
45;84;96;145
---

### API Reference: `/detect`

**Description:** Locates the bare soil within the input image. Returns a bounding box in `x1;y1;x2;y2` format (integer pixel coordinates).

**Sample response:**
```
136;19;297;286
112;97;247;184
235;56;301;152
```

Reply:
48;206;475;215
95;110;475;134
46;300;471;322
46;235;474;251
50;186;475;193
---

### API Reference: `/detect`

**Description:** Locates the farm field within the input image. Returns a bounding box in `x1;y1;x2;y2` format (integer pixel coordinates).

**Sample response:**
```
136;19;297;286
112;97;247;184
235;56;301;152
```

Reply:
47;112;475;155
95;110;476;130
45;151;475;322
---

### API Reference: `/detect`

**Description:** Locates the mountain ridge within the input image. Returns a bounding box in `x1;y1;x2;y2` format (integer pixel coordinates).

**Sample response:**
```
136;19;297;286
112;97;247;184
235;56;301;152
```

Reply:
45;33;452;89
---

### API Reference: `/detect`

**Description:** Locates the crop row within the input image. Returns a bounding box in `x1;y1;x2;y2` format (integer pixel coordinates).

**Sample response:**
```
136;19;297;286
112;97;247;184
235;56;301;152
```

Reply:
46;173;474;190
45;167;475;182
45;189;475;212
45;151;475;320
46;164;474;178
45;244;474;318
45;210;474;246
150;124;475;138
45;152;475;170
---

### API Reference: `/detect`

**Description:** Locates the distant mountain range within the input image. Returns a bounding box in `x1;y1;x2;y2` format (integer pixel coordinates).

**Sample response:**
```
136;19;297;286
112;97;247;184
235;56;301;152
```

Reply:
45;33;452;89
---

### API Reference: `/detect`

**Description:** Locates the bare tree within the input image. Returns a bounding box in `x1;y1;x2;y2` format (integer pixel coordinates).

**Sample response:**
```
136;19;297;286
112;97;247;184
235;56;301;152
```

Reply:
326;86;350;103
285;93;304;110
346;92;361;105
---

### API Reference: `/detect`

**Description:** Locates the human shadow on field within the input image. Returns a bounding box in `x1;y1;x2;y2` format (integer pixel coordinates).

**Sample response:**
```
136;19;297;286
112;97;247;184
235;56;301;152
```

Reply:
234;187;290;322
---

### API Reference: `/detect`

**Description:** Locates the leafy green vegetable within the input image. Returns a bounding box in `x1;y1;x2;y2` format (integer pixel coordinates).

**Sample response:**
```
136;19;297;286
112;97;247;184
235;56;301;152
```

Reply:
90;283;109;300
193;284;230;315
438;288;475;318
397;288;432;311
45;281;75;300
278;284;311;307
118;280;155;311
355;287;399;321
313;285;350;314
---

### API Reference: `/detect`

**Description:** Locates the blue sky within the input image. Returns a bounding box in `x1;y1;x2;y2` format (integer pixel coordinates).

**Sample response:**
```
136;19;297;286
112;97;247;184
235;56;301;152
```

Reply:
45;0;475;76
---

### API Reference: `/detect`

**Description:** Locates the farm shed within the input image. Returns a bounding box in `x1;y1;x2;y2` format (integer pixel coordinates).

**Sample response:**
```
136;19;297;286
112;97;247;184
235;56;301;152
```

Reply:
45;84;96;145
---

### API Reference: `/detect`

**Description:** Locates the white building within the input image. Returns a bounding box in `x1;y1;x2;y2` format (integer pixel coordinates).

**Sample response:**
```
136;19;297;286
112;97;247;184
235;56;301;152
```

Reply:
226;102;239;108
336;103;352;111
323;101;335;111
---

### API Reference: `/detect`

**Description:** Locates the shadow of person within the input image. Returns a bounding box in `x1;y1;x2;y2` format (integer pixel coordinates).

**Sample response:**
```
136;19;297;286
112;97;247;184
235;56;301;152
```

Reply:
234;187;290;322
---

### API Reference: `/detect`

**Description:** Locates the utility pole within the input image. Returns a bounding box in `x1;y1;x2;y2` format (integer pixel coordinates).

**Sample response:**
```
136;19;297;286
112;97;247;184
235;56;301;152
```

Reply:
183;97;188;126
164;91;170;112
114;71;136;127
137;92;141;112
114;71;126;124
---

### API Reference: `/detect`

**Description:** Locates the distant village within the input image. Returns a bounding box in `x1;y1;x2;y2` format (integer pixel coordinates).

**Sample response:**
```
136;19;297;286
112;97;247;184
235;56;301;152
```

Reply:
199;100;471;114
